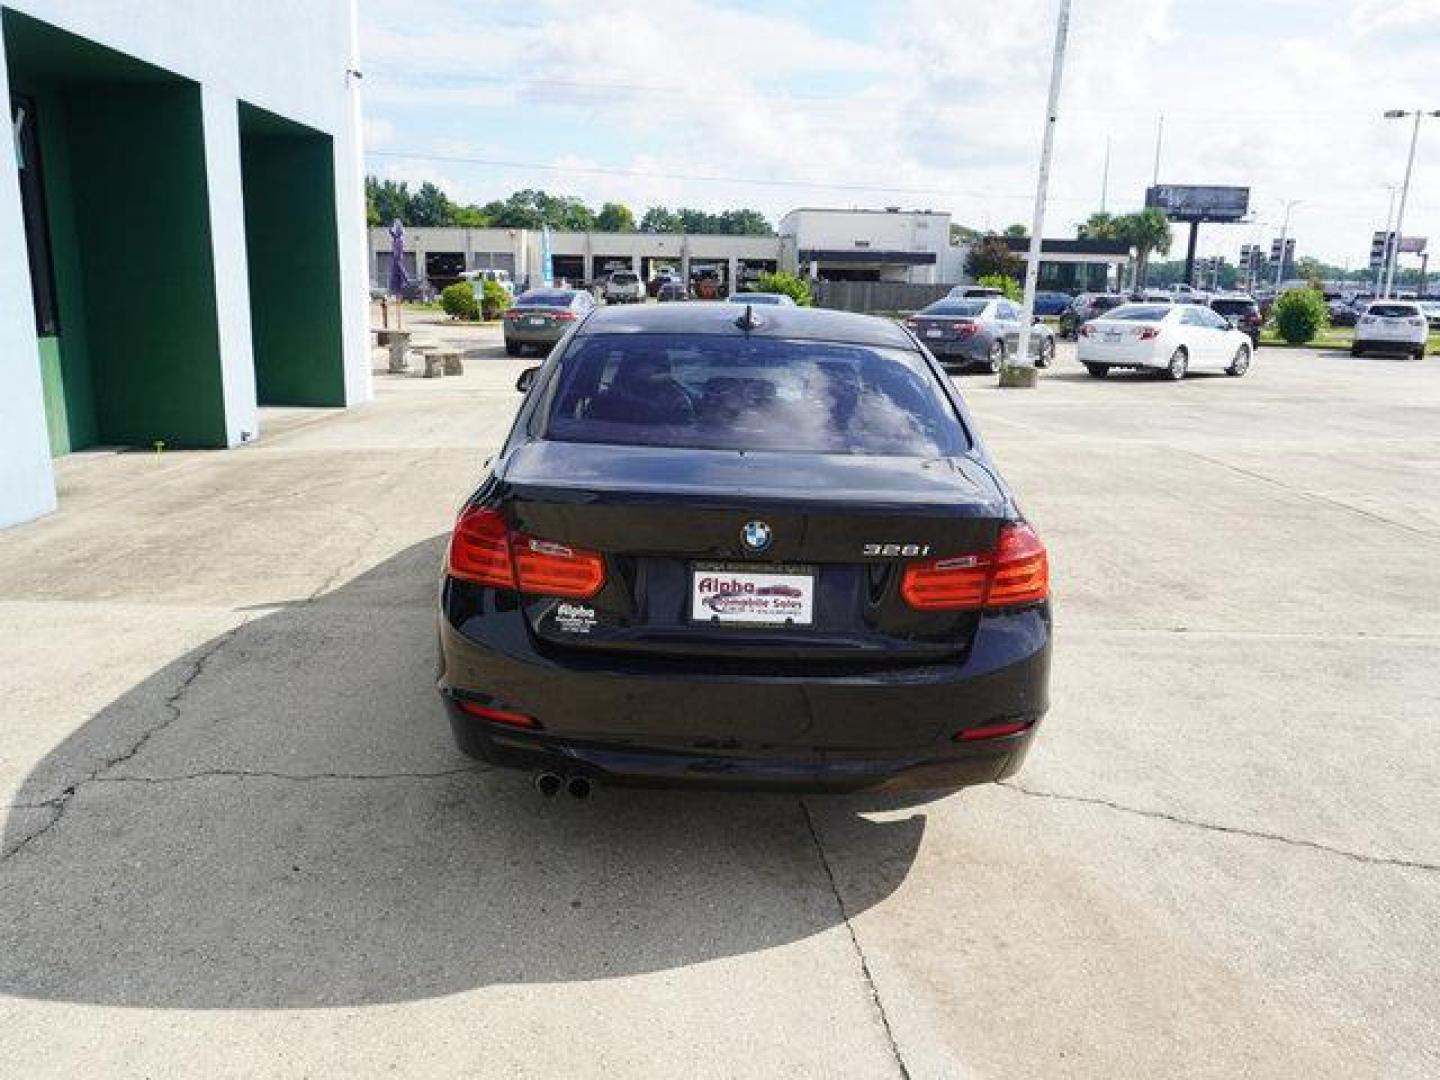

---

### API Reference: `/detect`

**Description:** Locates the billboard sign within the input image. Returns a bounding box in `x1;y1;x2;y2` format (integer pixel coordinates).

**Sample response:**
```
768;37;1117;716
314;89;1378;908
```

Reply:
1145;184;1250;222
1398;236;1427;254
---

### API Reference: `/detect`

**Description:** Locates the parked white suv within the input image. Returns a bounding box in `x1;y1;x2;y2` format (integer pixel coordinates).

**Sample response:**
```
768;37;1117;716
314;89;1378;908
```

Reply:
603;270;644;304
1353;301;1428;359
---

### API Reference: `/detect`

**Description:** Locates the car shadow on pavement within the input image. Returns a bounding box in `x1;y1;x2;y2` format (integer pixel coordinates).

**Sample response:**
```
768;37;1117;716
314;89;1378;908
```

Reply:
0;538;926;1009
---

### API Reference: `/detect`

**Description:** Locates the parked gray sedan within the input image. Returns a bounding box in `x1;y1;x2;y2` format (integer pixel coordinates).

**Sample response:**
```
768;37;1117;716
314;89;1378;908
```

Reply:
503;289;596;356
905;298;1055;372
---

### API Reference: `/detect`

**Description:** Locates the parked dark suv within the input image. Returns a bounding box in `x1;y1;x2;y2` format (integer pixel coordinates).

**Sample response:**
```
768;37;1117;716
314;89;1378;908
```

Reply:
1208;293;1263;347
1058;293;1125;340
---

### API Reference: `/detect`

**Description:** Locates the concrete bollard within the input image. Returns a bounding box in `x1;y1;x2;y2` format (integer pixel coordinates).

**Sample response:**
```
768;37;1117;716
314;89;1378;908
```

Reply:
382;330;412;374
440;351;464;376
423;353;445;378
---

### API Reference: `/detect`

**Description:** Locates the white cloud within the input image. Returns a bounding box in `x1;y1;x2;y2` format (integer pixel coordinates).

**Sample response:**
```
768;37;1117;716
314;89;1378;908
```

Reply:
358;0;1440;264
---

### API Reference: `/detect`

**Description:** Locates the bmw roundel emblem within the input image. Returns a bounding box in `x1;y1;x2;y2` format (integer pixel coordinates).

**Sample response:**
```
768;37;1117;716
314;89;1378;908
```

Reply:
741;520;773;553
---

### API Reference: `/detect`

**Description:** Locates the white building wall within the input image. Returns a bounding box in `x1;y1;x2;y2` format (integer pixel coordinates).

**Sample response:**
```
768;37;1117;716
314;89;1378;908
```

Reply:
0;0;368;526
0;33;55;528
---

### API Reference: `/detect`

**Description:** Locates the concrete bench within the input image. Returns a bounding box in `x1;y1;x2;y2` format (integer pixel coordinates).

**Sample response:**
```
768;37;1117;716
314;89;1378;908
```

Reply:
439;350;464;376
423;353;445;378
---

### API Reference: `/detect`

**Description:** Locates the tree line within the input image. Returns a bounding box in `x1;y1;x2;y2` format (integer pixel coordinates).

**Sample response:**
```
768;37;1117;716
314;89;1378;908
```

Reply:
366;178;773;236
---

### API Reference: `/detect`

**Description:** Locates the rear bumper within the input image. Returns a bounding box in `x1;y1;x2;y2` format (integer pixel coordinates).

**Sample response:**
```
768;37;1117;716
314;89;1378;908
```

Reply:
927;340;989;365
503;326;567;346
437;595;1050;794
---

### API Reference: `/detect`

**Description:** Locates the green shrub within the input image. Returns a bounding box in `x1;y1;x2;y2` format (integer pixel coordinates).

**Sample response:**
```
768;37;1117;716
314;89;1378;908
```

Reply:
753;271;813;307
1272;288;1328;344
977;273;1022;301
481;279;511;320
440;281;479;321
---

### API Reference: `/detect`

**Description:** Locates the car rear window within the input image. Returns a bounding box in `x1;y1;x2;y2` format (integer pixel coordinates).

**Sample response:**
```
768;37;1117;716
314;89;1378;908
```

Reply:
543;334;968;457
517;290;575;307
1105;304;1171;322
1091;295;1124;310
1369;303;1418;317
920;301;986;317
610;273;639;284
1210;299;1256;316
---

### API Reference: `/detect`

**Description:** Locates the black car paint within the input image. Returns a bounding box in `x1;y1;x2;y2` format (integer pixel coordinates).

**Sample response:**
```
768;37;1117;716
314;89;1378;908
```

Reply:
439;304;1050;793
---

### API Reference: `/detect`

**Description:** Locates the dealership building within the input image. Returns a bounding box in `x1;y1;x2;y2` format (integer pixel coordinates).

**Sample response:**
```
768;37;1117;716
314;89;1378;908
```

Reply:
1;0;369;529
372;207;1129;294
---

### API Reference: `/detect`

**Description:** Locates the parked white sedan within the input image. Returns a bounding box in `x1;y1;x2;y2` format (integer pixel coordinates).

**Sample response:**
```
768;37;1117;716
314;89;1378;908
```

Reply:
1076;302;1253;380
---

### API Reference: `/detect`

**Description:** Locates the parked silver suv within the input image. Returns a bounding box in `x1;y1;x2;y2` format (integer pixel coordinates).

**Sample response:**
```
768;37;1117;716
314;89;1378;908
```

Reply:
603;270;644;304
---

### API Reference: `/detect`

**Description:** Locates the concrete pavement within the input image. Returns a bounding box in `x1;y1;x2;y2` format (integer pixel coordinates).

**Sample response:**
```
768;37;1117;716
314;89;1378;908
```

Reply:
1;321;1437;1077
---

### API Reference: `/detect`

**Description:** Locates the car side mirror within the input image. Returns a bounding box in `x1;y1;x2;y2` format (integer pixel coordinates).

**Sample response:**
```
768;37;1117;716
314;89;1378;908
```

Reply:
515;367;539;393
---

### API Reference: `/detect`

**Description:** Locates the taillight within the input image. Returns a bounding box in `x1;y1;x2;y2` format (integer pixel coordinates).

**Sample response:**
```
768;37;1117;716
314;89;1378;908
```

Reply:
553;311;578;321
955;718;1034;741
900;522;1049;611
502;309;524;320
1138;327;1159;340
511;535;606;598
447;507;606;599
904;319;919;330
448;506;514;588
952;320;978;336
1078;324;1093;337
455;699;538;729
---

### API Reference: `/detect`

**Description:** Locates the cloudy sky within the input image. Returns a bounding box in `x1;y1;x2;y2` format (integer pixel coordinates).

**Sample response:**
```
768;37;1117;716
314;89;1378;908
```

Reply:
360;0;1440;268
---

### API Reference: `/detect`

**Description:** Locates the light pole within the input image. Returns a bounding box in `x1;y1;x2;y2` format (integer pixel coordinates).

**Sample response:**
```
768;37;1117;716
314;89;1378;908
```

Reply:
1002;0;1071;389
1382;108;1440;298
1273;199;1300;292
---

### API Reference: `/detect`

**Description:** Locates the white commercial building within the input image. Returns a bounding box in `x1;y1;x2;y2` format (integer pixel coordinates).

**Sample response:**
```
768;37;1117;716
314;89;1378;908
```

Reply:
1;0;369;528
778;208;963;284
370;226;782;294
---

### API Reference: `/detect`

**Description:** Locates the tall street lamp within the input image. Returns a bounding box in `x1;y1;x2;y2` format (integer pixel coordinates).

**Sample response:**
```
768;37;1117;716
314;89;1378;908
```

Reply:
1382;108;1440;298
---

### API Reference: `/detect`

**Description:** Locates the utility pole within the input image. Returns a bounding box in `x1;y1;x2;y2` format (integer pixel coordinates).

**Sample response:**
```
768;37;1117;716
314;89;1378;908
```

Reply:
1002;0;1071;389
1382;109;1439;298
1100;134;1111;212
1152;114;1164;186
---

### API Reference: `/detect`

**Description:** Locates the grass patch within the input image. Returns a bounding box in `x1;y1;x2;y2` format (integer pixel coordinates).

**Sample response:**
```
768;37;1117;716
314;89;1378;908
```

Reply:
1259;325;1439;352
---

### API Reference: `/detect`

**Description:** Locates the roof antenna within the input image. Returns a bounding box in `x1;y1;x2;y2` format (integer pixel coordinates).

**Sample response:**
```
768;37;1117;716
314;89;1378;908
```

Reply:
735;303;760;332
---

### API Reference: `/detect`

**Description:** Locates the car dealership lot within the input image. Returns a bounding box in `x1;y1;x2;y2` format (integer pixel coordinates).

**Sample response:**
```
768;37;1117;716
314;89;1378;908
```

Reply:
1;327;1437;1078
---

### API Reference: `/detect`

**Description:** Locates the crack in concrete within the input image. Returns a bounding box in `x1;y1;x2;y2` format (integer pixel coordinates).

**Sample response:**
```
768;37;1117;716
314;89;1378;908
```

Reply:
799;798;913;1080
1179;448;1440;545
1;619;249;865
999;781;1440;873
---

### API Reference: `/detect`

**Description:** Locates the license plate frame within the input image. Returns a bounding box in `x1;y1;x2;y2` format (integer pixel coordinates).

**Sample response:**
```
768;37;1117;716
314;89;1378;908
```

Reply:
689;562;816;627
526;316;546;327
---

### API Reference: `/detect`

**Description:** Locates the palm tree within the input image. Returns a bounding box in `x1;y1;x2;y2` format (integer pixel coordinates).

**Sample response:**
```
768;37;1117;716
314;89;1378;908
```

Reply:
1114;209;1172;288
1077;211;1118;240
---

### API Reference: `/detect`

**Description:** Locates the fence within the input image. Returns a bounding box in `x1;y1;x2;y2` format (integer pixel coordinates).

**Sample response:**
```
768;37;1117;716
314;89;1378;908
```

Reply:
811;281;953;315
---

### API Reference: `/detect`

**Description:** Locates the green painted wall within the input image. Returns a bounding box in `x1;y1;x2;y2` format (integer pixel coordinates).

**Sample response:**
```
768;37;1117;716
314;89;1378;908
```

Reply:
240;105;345;407
65;83;226;447
6;11;227;451
13;81;98;454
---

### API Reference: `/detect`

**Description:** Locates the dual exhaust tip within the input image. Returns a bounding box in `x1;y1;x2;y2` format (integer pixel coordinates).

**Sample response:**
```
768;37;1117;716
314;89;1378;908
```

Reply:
534;771;592;800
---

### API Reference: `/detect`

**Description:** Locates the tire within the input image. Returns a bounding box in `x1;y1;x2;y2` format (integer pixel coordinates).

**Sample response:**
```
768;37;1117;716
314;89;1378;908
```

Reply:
1416;345;1428;360
1165;347;1189;381
1226;344;1251;377
986;339;1005;374
1350;343;1364;358
1084;362;1110;379
505;341;522;357
1037;338;1055;369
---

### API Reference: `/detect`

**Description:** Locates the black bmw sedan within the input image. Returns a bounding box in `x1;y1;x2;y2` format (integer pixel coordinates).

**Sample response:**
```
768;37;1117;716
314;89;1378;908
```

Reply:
438;303;1050;794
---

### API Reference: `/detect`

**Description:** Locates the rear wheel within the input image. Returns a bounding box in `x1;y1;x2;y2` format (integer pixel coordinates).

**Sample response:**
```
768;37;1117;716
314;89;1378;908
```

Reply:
1084;362;1110;379
1415;345;1427;360
1037;338;1055;368
505;341;522;357
1165;347;1189;381
1226;344;1251;377
1350;343;1364;358
986;340;1005;373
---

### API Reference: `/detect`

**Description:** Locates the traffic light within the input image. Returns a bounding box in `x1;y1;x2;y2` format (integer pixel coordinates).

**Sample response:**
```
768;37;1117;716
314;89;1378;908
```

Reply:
1369;231;1395;270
